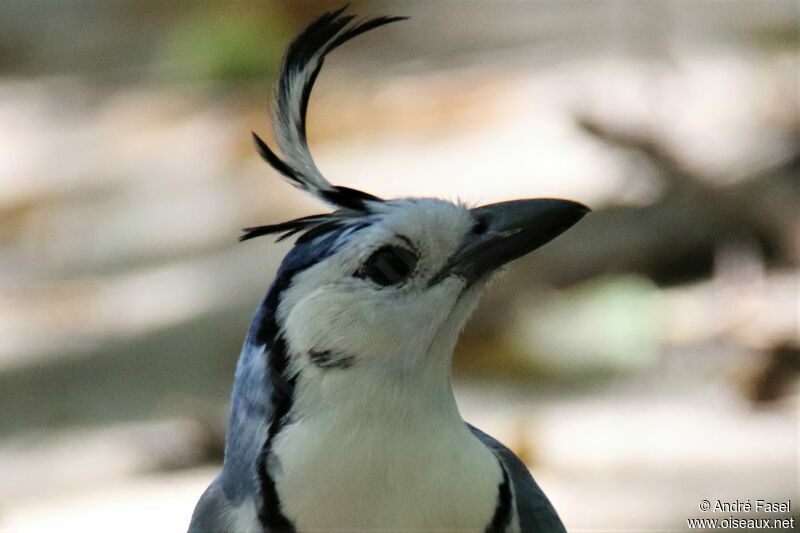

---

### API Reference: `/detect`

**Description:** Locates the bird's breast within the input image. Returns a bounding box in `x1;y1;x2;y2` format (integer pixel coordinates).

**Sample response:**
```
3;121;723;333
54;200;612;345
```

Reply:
270;416;506;531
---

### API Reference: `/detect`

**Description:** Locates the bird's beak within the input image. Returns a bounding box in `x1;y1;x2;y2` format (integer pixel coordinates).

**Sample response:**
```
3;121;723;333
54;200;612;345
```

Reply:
431;198;590;285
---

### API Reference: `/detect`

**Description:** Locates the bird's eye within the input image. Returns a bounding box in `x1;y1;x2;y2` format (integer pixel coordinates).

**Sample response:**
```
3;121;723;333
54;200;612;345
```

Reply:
472;215;489;235
355;245;418;287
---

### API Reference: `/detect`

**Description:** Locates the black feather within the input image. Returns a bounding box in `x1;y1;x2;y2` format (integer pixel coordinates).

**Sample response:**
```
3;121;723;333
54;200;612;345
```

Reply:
279;6;355;144
326;15;409;51
294;221;343;244
321;186;382;211
485;466;513;533
240;214;330;242
252;132;300;181
249;6;405;214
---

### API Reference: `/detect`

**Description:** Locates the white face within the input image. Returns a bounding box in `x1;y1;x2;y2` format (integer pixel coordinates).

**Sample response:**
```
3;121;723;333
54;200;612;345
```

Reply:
278;198;485;378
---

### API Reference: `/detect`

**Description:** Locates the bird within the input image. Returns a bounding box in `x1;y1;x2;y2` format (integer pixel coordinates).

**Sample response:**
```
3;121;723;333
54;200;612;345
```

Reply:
189;7;588;533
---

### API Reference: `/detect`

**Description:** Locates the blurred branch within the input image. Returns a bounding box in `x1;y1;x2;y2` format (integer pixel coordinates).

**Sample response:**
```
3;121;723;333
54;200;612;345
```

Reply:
510;117;800;288
748;343;800;405
576;117;700;191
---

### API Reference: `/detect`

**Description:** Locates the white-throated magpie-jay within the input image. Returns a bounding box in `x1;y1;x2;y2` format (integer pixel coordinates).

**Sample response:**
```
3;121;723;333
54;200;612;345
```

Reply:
189;7;588;532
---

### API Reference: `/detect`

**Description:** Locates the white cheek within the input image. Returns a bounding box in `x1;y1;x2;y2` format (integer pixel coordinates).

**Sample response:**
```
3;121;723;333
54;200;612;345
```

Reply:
283;280;462;362
283;284;393;356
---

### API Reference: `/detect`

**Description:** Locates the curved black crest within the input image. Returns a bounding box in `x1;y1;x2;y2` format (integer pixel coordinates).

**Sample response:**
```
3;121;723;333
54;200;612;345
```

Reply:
244;7;407;242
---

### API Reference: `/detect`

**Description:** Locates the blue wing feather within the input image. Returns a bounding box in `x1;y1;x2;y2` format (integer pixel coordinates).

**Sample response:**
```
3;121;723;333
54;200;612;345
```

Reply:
468;424;567;533
188;342;273;532
221;341;273;502
188;476;233;532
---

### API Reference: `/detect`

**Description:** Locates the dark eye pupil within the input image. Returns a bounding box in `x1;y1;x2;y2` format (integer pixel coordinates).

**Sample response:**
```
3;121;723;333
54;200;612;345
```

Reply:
356;245;418;286
472;215;489;235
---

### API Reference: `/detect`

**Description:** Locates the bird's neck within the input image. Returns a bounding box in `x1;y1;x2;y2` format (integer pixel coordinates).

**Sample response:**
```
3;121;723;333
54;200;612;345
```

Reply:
295;350;461;424
270;349;503;531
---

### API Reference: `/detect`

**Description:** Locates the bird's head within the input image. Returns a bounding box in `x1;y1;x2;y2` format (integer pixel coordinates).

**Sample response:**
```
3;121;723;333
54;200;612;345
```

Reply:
241;8;588;400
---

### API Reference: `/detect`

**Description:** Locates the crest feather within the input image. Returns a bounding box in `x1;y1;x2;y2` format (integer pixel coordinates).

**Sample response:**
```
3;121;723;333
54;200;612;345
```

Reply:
251;7;407;215
240;214;331;242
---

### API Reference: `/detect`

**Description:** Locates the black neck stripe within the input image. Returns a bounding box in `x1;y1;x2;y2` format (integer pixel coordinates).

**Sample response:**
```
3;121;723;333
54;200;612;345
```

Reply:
254;272;297;532
485;464;513;533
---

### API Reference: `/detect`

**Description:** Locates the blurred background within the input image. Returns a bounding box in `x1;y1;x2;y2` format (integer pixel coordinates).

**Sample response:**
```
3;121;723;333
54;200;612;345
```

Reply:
0;0;798;531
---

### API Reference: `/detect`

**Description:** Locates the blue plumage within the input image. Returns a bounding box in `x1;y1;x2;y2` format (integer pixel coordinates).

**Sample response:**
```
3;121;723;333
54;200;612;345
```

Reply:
470;426;568;533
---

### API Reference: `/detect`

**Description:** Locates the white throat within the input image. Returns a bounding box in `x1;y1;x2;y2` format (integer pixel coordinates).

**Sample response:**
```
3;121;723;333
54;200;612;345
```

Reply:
273;374;503;531
271;290;505;531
